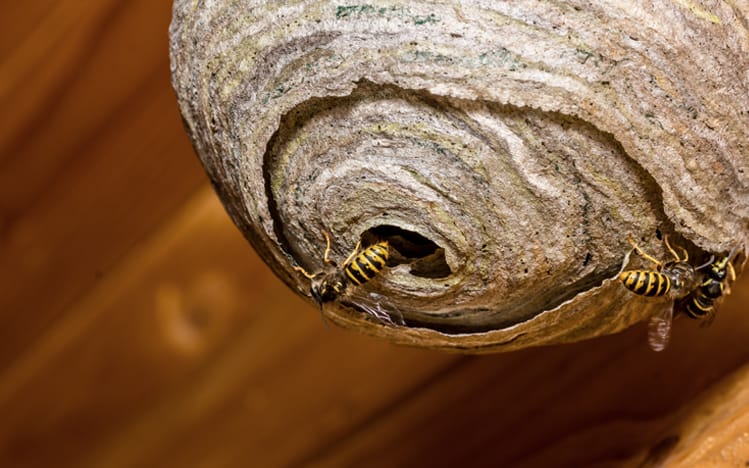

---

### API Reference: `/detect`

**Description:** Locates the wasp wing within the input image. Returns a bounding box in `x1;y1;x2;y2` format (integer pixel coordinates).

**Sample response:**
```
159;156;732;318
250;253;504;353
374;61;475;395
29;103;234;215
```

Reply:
698;308;716;328
647;301;674;352
339;291;405;327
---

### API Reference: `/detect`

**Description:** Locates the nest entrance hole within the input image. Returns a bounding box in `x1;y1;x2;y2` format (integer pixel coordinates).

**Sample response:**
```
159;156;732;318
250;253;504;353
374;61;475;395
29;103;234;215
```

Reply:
363;225;451;279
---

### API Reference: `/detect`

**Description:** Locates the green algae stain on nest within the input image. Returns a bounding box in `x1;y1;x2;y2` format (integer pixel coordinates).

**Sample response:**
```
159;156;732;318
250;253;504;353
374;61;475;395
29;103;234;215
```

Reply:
413;14;438;25
335;4;378;18
335;5;439;25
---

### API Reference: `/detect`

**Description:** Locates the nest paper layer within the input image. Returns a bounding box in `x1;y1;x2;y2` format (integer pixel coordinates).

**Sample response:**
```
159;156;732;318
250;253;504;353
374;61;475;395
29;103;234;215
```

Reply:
170;0;748;352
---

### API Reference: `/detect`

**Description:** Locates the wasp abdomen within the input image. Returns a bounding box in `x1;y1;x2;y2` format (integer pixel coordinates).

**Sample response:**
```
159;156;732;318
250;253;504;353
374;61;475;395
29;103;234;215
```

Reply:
619;270;671;297
345;241;389;286
682;291;714;319
682;278;723;319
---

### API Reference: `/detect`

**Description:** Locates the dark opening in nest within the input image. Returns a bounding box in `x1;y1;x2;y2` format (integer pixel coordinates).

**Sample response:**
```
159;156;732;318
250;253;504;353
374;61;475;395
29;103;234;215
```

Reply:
363;225;451;279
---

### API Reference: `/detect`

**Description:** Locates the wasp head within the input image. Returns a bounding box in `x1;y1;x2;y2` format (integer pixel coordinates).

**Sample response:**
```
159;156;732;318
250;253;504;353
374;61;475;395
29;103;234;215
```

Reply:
707;257;730;281
310;270;347;305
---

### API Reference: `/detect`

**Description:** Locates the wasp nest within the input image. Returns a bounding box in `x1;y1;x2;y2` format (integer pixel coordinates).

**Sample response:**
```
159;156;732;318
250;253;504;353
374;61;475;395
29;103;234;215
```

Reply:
170;1;748;352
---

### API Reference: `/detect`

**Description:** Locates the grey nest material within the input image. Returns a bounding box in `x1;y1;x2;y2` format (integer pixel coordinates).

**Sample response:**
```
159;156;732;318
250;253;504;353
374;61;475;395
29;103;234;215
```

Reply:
170;1;748;352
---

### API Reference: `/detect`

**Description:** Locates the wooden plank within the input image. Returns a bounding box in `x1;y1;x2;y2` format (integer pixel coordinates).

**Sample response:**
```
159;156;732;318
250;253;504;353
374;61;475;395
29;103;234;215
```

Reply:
0;0;169;166
0;2;60;59
0;0;206;371
0;189;458;468
305;271;749;467
4;2;749;467
653;363;749;467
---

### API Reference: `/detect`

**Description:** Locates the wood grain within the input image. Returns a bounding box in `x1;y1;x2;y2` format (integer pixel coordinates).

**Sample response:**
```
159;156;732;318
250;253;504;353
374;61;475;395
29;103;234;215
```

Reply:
0;190;457;468
656;363;749;467
307;274;749;467
3;2;749;467
0;0;205;372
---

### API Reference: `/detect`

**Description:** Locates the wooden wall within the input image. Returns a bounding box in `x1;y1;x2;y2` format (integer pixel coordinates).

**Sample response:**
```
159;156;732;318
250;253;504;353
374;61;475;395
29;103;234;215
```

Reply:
2;2;749;467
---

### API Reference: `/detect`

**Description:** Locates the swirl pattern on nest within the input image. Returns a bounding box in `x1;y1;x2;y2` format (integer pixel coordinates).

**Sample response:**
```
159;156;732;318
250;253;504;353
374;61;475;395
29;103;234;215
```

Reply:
171;1;749;350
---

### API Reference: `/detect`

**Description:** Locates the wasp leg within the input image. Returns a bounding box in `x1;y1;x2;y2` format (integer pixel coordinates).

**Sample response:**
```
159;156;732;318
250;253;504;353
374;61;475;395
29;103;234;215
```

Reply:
342;241;362;267
724;243;741;295
664;234;688;262
724;261;736;296
627;234;663;269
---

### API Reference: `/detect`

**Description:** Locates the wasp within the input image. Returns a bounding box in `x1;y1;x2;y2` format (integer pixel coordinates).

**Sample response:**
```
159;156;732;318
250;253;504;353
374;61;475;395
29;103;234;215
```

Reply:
678;245;739;325
294;232;403;326
619;234;700;351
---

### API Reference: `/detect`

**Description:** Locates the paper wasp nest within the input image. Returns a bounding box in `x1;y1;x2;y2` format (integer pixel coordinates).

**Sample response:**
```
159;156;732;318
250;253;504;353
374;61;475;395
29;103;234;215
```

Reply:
170;1;748;352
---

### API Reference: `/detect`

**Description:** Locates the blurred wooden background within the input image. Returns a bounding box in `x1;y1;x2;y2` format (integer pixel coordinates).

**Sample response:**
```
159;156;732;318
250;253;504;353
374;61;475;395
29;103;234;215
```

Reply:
2;2;749;467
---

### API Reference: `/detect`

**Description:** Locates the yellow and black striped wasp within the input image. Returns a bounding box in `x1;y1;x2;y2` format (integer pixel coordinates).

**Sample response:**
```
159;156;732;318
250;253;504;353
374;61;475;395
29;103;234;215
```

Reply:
619;234;701;351
294;231;404;326
678;245;740;326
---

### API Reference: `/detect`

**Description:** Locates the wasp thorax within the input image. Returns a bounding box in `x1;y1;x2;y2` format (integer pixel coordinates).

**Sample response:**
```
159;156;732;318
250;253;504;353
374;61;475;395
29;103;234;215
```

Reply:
663;262;697;296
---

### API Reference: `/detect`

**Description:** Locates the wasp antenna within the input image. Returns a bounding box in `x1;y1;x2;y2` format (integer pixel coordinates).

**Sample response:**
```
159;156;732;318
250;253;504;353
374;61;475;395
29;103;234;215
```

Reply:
294;265;317;280
695;255;715;271
727;243;742;262
322;230;333;264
